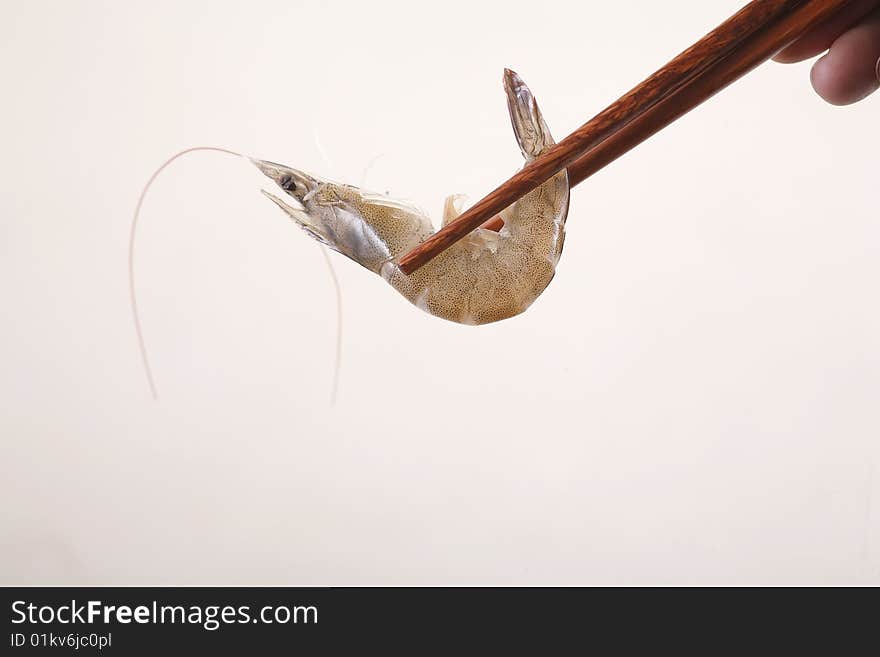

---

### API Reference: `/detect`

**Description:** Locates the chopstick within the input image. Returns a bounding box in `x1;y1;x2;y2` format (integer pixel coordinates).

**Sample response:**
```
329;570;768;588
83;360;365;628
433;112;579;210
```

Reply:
397;0;854;275
566;0;854;186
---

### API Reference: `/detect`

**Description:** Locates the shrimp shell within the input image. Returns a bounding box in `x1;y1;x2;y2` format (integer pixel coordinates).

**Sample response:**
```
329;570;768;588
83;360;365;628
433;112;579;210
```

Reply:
256;69;569;325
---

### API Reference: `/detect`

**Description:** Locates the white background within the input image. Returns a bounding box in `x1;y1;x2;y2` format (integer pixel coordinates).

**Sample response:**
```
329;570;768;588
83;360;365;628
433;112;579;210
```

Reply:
1;0;877;584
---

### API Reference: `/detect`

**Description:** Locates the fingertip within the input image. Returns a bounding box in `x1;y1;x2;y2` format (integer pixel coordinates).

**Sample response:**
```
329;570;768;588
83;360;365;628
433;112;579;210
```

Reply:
808;12;880;106
810;53;850;105
772;51;794;64
809;54;873;106
773;48;809;64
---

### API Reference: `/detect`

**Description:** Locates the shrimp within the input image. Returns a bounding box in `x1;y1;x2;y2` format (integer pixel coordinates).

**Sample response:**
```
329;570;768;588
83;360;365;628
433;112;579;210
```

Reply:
254;68;570;325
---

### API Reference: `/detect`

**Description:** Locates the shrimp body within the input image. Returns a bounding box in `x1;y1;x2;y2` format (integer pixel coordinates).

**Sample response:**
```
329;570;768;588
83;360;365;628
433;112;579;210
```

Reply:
256;69;569;325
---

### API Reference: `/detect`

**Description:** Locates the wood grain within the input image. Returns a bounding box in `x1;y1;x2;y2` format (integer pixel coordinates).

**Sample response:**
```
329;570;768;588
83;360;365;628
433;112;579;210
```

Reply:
566;0;857;186
398;0;853;275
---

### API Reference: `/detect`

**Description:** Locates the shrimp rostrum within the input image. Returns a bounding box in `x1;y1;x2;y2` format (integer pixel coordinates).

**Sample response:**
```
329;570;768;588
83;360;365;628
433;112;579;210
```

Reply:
255;69;569;325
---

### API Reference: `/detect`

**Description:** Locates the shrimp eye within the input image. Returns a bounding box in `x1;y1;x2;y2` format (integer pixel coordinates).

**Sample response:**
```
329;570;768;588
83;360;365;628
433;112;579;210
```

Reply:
279;175;295;191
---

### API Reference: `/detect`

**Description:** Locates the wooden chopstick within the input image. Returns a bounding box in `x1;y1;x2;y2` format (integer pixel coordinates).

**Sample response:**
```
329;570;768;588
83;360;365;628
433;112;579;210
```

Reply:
397;0;853;275
566;0;854;187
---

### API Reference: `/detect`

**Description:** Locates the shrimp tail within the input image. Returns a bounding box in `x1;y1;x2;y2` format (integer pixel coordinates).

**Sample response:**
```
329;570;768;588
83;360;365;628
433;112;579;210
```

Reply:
503;68;556;160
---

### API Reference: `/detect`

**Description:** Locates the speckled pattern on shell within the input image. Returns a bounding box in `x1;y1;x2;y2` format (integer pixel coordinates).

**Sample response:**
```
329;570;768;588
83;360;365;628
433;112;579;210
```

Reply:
260;69;570;325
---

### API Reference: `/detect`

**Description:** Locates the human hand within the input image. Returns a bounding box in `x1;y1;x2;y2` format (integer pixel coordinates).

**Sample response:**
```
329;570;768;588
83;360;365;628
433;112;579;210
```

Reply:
773;0;880;105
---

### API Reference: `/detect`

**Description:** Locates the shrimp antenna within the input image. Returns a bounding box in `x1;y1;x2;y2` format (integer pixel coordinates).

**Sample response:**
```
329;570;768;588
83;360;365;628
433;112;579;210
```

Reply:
317;246;343;405
129;146;244;399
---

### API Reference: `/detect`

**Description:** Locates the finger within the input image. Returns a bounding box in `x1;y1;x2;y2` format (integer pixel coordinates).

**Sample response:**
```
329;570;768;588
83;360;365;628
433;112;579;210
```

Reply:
810;8;880;105
773;0;879;63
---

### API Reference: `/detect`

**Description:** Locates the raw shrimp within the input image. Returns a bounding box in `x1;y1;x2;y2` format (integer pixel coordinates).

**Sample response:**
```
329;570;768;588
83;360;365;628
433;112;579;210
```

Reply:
130;69;567;398
255;68;570;325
